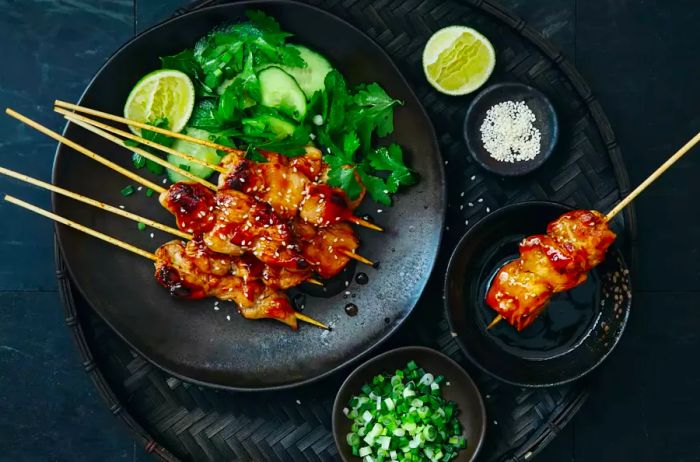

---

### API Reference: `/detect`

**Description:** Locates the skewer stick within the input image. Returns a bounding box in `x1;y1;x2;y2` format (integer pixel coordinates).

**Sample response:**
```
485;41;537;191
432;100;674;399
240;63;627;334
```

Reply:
307;278;323;286
5;195;157;260
66;116;218;191
0;166;191;239
487;315;503;330
5;108;166;194
55;100;241;154
55;107;227;174
5;195;326;329
605;130;700;222
341;249;375;267
349;216;383;232
294;312;329;330
489;131;700;331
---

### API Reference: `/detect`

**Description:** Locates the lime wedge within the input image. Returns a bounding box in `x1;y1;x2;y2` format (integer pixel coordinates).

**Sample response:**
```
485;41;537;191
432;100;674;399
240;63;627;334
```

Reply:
423;26;495;95
124;69;195;134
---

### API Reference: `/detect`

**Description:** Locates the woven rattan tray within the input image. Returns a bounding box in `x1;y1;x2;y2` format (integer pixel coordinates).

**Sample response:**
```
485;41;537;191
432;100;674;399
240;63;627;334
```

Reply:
56;0;635;460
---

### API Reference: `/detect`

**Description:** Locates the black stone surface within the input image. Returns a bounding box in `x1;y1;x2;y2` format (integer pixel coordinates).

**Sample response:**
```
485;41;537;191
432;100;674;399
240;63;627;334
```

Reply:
0;1;699;461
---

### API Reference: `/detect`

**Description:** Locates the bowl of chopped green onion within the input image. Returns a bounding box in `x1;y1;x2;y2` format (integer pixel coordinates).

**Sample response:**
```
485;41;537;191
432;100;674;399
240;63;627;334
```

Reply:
333;346;486;462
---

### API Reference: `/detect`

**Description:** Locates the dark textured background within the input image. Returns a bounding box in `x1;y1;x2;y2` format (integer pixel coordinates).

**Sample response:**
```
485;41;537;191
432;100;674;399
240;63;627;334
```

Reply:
0;0;699;461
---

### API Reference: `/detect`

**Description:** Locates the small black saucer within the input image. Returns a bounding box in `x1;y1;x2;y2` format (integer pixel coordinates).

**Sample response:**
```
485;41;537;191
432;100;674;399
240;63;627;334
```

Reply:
464;82;558;176
444;202;631;387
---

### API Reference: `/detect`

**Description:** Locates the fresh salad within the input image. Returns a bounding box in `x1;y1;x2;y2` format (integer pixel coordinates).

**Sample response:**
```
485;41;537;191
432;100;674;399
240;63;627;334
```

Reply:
124;10;416;206
343;361;467;462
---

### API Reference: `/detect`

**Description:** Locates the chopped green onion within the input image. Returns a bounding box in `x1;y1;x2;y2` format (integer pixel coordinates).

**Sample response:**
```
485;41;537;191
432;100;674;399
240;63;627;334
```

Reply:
145;188;154;197
137;222;146;231
344;360;467;461
120;185;135;196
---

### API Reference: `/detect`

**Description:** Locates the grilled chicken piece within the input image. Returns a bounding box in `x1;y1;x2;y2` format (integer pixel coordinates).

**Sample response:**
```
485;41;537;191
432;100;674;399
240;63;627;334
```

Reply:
154;240;298;329
485;261;553;332
547;210;616;268
159;182;216;234
161;183;307;270
519;235;588;292
219;147;366;224
294;220;359;279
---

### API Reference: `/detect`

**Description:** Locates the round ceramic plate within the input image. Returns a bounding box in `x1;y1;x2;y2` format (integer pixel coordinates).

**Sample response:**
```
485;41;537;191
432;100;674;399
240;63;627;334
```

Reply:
52;0;444;390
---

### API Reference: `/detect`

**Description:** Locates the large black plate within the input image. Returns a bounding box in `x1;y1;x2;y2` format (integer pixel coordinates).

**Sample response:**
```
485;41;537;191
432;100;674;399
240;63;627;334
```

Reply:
52;0;444;390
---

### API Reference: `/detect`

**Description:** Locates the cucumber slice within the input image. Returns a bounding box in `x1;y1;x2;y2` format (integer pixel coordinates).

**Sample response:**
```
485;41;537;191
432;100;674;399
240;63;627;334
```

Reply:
258;67;307;121
277;45;333;99
242;113;296;139
166;128;222;183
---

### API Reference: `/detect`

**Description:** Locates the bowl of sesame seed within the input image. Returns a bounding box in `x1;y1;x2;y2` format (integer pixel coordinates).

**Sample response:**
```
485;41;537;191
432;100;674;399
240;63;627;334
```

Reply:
463;82;558;176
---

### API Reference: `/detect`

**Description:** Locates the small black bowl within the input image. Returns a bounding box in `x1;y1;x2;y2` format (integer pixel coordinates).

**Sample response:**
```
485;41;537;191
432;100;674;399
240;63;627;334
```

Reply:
332;346;486;462
464;82;558;176
444;202;631;387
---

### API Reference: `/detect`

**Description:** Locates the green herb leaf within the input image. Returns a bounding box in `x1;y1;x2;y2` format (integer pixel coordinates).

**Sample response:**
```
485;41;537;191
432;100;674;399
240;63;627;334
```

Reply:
358;170;391;206
325;161;363;200
322;70;349;133
145;188;154;198
132;152;146;169
244;145;269;163
347;83;402;152
120;185;135;197
137;222;146;231
189;100;223;129
366;143;416;193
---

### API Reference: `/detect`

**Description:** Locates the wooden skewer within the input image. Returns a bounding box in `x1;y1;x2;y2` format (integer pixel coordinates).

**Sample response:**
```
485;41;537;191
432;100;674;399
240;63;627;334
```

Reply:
488;130;700;331
0;166;191;239
5;108;166;194
306;278;323;286
605;130;700;222
55;100;241;154
5;195;157;260
341;249;375;267
5;194;327;329
65;115;218;191
55;107;228;174
349;216;383;232
294;312;329;329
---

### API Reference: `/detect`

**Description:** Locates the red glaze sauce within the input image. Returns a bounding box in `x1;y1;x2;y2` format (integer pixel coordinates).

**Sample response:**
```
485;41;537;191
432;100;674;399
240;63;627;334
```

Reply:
308;184;351;224
155;265;207;299
166;183;216;234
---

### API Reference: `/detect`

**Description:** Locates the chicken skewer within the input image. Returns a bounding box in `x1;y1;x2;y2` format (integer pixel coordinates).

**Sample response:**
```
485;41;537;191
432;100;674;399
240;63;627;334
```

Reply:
3;194;327;329
487;130;700;330
53;103;383;232
0;166;323;288
6;108;375;270
55;110;375;266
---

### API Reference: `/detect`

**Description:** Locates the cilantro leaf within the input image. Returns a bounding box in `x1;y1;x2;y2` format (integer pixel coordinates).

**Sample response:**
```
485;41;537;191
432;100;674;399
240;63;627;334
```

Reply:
342;132;360;161
358;170;391;206
189;99;223;129
367;143;417;193
325;159;363;200
322;70;349;134
347;83;402;152
130;118;173;174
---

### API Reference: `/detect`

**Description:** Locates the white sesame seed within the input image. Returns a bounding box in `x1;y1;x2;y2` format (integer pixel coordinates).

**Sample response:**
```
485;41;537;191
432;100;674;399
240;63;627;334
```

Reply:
470;175;476;181
226;315;231;321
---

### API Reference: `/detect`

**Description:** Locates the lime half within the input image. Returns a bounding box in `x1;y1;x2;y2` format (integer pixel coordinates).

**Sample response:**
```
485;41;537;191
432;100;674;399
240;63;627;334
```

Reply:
423;26;495;96
124;69;195;134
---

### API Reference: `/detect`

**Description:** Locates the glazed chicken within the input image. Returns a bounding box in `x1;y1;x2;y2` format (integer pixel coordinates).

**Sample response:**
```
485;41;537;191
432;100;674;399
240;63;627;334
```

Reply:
160;181;364;279
486;210;616;331
218;147;367;226
160;183;307;270
154;240;299;329
292;219;360;279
